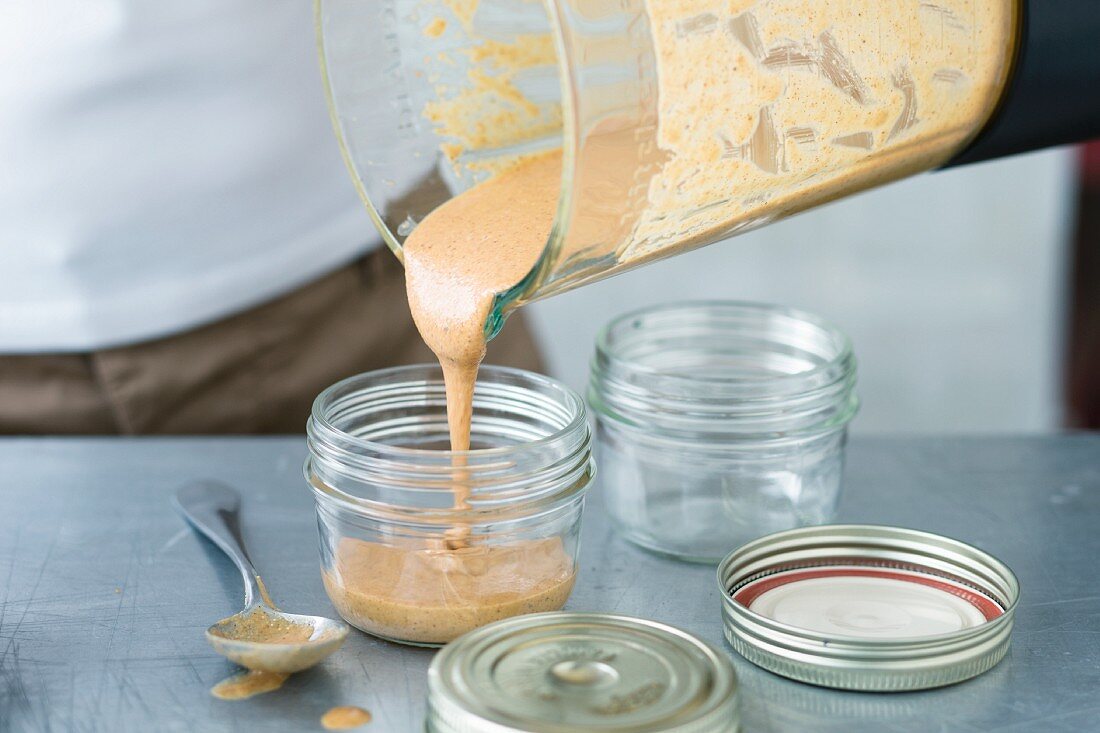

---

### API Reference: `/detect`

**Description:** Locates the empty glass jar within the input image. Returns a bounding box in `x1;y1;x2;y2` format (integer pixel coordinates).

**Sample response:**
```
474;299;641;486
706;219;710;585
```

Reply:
306;365;593;646
588;302;858;563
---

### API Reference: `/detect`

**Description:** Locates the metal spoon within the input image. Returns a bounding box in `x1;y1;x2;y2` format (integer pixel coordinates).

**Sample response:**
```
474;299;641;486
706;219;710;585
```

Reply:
174;480;348;674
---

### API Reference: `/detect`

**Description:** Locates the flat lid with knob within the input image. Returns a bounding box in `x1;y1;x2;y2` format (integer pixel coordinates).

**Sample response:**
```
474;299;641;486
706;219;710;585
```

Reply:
427;612;739;733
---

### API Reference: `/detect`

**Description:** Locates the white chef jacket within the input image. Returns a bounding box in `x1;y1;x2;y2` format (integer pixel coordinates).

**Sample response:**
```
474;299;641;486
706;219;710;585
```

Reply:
0;0;375;352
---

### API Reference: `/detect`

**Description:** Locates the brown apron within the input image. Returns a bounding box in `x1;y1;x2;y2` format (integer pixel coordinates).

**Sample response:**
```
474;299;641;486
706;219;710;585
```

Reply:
0;251;543;434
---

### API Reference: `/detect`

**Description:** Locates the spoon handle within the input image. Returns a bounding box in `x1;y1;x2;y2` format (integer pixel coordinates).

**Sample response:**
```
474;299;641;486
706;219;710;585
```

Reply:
174;480;267;609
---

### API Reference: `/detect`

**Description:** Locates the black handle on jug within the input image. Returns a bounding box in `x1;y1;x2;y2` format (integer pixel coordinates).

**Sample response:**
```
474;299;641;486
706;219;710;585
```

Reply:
946;0;1100;166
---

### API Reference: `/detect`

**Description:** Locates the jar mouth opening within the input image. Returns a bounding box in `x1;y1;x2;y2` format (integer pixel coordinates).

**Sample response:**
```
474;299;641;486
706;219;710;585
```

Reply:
594;300;855;391
306;365;594;516
309;364;588;462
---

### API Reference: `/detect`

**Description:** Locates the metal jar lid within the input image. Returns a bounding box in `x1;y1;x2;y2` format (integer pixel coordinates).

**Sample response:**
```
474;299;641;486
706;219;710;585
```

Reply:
717;524;1020;692
427;612;739;733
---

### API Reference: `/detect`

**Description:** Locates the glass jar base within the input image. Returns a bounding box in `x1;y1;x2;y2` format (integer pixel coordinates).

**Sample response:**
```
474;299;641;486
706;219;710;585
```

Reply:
609;515;838;564
608;517;739;564
621;534;728;564
339;618;446;648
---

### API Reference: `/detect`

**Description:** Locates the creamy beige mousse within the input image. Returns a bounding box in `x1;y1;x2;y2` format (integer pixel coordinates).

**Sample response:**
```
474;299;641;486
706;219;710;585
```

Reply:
323;537;574;645
207;608;315;645
321;705;373;730
402;151;560;461
418;0;1016;274
210;670;290;700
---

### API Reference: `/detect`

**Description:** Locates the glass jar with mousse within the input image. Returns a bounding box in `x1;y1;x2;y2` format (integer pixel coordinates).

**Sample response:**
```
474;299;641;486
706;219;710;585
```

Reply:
305;365;593;646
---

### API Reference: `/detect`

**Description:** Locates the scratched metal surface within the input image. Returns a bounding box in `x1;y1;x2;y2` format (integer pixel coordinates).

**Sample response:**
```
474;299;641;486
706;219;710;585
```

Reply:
1;436;1099;732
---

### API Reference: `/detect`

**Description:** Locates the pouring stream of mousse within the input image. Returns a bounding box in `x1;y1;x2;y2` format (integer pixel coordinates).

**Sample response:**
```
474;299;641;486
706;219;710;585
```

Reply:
402;151;560;508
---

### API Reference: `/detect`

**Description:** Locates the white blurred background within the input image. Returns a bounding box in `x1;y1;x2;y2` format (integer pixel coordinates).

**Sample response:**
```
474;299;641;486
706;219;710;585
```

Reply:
528;149;1076;434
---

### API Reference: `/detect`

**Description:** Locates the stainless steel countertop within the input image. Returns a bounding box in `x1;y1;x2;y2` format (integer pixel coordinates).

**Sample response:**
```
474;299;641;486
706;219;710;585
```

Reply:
1;436;1099;732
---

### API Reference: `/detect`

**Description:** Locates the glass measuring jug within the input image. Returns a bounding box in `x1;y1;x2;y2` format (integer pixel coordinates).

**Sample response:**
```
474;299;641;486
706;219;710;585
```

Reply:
317;0;1019;336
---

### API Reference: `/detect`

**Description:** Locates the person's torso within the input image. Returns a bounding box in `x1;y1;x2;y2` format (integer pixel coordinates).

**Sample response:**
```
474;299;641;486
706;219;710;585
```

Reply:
0;0;374;351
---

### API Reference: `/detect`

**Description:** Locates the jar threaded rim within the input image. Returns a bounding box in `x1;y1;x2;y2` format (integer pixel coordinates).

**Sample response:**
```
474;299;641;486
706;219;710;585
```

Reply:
306;365;593;518
589;301;858;441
